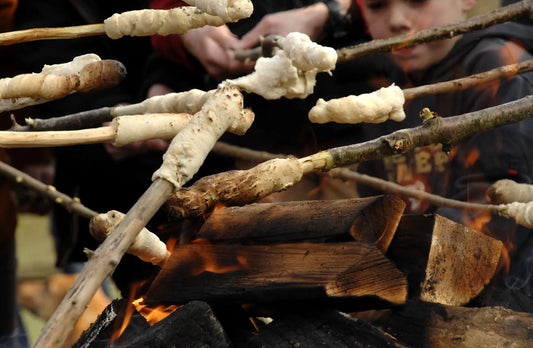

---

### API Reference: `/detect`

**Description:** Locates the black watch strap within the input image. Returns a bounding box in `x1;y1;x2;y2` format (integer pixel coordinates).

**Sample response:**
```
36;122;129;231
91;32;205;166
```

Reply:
322;0;352;41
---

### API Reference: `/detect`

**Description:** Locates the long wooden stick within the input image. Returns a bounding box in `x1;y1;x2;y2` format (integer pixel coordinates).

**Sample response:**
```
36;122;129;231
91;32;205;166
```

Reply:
0;24;105;46
337;0;533;62
166;95;533;219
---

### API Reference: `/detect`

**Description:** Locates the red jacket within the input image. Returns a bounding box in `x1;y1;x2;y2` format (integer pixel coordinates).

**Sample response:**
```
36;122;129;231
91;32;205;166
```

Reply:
150;0;194;69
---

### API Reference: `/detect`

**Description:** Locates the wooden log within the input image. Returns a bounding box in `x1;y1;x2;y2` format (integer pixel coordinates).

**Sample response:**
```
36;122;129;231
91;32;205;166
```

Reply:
74;300;231;348
248;306;407;348
145;241;407;306
358;299;533;348
197;194;405;251
387;214;503;305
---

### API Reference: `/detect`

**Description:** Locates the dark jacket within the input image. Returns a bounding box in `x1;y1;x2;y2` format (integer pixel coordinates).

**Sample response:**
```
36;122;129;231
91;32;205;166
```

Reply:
354;22;533;298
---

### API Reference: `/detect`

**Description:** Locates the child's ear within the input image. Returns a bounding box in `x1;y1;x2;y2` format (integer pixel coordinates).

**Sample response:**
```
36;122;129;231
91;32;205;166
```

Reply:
461;0;478;13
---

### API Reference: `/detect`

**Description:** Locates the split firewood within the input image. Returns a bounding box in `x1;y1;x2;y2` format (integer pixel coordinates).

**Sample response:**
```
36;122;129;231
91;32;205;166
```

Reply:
0;4;253;46
145;242;408;306
336;0;533;62
386;215;503;305
166;95;533;219
222;32;337;99
34;86;253;348
486;178;533;204
309;59;533;124
90;210;169;266
419;215;503;306
0;54;126;112
196;195;405;252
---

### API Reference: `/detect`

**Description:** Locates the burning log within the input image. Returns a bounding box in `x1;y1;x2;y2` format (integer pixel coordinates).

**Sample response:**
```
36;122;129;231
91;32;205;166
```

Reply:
357;299;533;348
144;241;408;307
0;54;126;112
74;300;231;348
387;215;503;306
0;3;253;45
33;86;253;348
196;195;405;252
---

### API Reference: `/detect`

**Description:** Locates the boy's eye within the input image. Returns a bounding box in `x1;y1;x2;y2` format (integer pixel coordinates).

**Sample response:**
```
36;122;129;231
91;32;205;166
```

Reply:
366;1;388;10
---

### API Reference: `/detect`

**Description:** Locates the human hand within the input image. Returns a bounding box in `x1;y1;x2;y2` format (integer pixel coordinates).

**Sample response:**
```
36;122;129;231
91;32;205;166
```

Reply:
232;3;329;51
182;25;254;80
16;163;55;215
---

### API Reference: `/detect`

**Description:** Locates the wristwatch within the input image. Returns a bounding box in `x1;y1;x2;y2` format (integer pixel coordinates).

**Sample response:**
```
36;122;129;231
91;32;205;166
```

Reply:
321;0;353;40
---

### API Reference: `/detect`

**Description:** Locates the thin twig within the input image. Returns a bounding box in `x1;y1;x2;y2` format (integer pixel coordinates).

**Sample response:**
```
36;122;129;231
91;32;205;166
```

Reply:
337;0;533;62
403;60;533;100
0;160;96;218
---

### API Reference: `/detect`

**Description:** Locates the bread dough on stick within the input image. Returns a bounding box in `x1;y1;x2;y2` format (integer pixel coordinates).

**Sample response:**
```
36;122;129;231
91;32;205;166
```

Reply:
223;32;336;99
308;84;406;124
152;86;254;189
183;0;253;22
224;50;317;99
113;89;215;116
104;7;226;39
90;210;169;266
0;54;125;112
280;32;337;72
165;158;304;219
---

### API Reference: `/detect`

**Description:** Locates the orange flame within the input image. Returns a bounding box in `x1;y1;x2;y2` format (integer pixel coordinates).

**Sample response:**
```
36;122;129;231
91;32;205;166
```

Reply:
111;281;146;343
133;298;180;326
188;239;249;276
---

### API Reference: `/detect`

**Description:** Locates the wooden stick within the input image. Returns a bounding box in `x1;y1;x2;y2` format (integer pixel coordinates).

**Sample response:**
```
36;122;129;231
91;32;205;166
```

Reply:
167;95;533;219
0;160;96;219
310;60;533;125
337;0;533;62
0;24;105;46
0;126;116;148
402;60;533;101
0;4;253;46
33;86;253;348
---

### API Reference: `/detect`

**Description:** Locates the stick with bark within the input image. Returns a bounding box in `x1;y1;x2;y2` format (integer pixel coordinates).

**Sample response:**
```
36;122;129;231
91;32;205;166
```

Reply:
337;0;533;62
165;95;533;219
14;89;215;131
0;2;253;46
33;86;254;348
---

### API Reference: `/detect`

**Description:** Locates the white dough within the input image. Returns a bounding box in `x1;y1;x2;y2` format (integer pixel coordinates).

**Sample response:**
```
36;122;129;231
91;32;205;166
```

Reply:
308;84;406;124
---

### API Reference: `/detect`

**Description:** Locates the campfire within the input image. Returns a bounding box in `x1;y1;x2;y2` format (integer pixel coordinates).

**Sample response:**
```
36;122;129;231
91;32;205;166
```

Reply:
1;1;533;347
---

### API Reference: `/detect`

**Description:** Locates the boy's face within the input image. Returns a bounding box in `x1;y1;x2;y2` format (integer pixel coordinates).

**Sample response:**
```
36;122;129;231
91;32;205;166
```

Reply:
362;0;477;72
